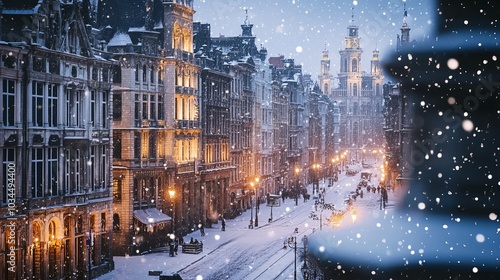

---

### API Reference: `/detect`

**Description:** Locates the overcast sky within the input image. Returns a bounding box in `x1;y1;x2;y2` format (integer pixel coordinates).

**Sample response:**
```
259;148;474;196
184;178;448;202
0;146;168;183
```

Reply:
193;0;436;81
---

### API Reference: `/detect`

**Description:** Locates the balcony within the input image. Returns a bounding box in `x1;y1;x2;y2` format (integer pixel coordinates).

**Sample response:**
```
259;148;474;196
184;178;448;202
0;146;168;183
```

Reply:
175;119;199;129
177;162;195;174
163;49;198;64
63;128;86;139
175;86;196;95
23;189;111;210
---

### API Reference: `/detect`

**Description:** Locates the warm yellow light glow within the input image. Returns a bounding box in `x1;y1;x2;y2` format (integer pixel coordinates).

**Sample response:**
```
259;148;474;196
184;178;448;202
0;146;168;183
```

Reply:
168;189;175;198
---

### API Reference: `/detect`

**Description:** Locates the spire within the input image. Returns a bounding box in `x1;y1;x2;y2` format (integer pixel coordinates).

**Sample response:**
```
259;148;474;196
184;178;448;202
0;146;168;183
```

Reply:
399;1;411;47
347;3;359;37
241;8;253;37
403;1;408;25
351;6;355;25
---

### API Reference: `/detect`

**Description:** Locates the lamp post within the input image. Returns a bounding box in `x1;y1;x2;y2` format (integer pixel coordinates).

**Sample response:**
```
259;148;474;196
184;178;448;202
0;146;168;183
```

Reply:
254;177;260;227
313;163;320;194
301;235;309;280
294;167;300;206
269;203;273;222
168;189;175;236
87;228;93;279
249;182;254;229
284;235;298;280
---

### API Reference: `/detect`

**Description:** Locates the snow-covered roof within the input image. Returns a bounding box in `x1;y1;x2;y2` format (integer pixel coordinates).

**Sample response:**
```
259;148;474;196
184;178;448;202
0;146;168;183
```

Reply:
129;26;147;32
107;32;133;47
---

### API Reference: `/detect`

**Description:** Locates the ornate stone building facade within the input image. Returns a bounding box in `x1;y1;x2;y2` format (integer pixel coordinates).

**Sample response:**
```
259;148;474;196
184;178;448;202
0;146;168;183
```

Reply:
383;3;413;188
0;1;114;279
330;16;385;161
207;17;264;217
269;56;308;194
107;0;201;255
193;22;233;222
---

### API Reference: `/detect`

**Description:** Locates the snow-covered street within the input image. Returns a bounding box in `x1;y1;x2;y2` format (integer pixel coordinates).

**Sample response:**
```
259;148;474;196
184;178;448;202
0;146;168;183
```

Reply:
97;162;399;280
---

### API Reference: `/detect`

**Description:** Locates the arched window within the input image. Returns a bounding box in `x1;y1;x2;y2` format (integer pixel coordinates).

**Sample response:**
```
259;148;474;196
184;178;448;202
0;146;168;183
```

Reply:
150;66;155;83
33;221;42;242
173;23;181;50
352;58;358;72
353;83;358;96
353;122;359;145
49;220;56;240
376;83;381;96
183;28;191;52
32;221;43;278
113;214;120;231
158;66;164;84
343;59;348;72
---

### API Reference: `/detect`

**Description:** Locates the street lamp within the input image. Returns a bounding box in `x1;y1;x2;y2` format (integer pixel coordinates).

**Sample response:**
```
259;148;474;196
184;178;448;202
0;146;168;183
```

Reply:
312;163;320;194
168;189;175;236
351;210;357;223
87;228;93;279
301;235;309;280
284;235;298;280
294;167;300;206
254;177;260;227
249;182;254;229
269;202;274;222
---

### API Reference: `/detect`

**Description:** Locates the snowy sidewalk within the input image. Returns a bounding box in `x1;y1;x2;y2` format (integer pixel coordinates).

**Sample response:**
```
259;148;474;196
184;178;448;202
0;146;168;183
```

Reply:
97;170;403;280
97;187;318;279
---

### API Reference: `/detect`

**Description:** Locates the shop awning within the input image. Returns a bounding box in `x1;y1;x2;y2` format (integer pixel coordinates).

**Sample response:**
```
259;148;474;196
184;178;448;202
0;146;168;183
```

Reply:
133;208;172;225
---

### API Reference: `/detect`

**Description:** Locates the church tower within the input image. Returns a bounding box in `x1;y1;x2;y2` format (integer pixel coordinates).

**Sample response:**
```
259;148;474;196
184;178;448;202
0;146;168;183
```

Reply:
338;8;363;97
371;49;381;76
163;0;194;53
240;9;258;57
319;45;333;96
397;2;411;52
330;6;385;160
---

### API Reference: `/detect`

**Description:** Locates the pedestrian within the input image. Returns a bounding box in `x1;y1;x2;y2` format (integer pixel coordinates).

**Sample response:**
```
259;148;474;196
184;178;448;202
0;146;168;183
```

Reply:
198;221;205;236
169;238;175;257
190;237;194;244
174;237;179;255
221;218;226;231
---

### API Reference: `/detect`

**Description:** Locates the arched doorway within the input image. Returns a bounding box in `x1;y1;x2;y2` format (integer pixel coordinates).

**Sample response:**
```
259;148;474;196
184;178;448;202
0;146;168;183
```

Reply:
63;216;73;278
48;220;59;279
32;221;43;279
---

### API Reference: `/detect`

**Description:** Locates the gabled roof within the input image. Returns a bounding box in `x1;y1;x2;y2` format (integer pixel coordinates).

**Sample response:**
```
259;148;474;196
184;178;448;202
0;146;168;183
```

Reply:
108;32;133;47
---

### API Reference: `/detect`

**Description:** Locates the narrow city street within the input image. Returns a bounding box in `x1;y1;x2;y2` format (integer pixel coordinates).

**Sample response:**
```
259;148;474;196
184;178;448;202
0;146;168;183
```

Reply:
97;159;398;280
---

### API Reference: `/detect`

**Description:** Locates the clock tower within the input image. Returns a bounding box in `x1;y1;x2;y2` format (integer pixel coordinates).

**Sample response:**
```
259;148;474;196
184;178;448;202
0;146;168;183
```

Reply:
338;10;363;94
330;6;385;161
319;45;333;96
